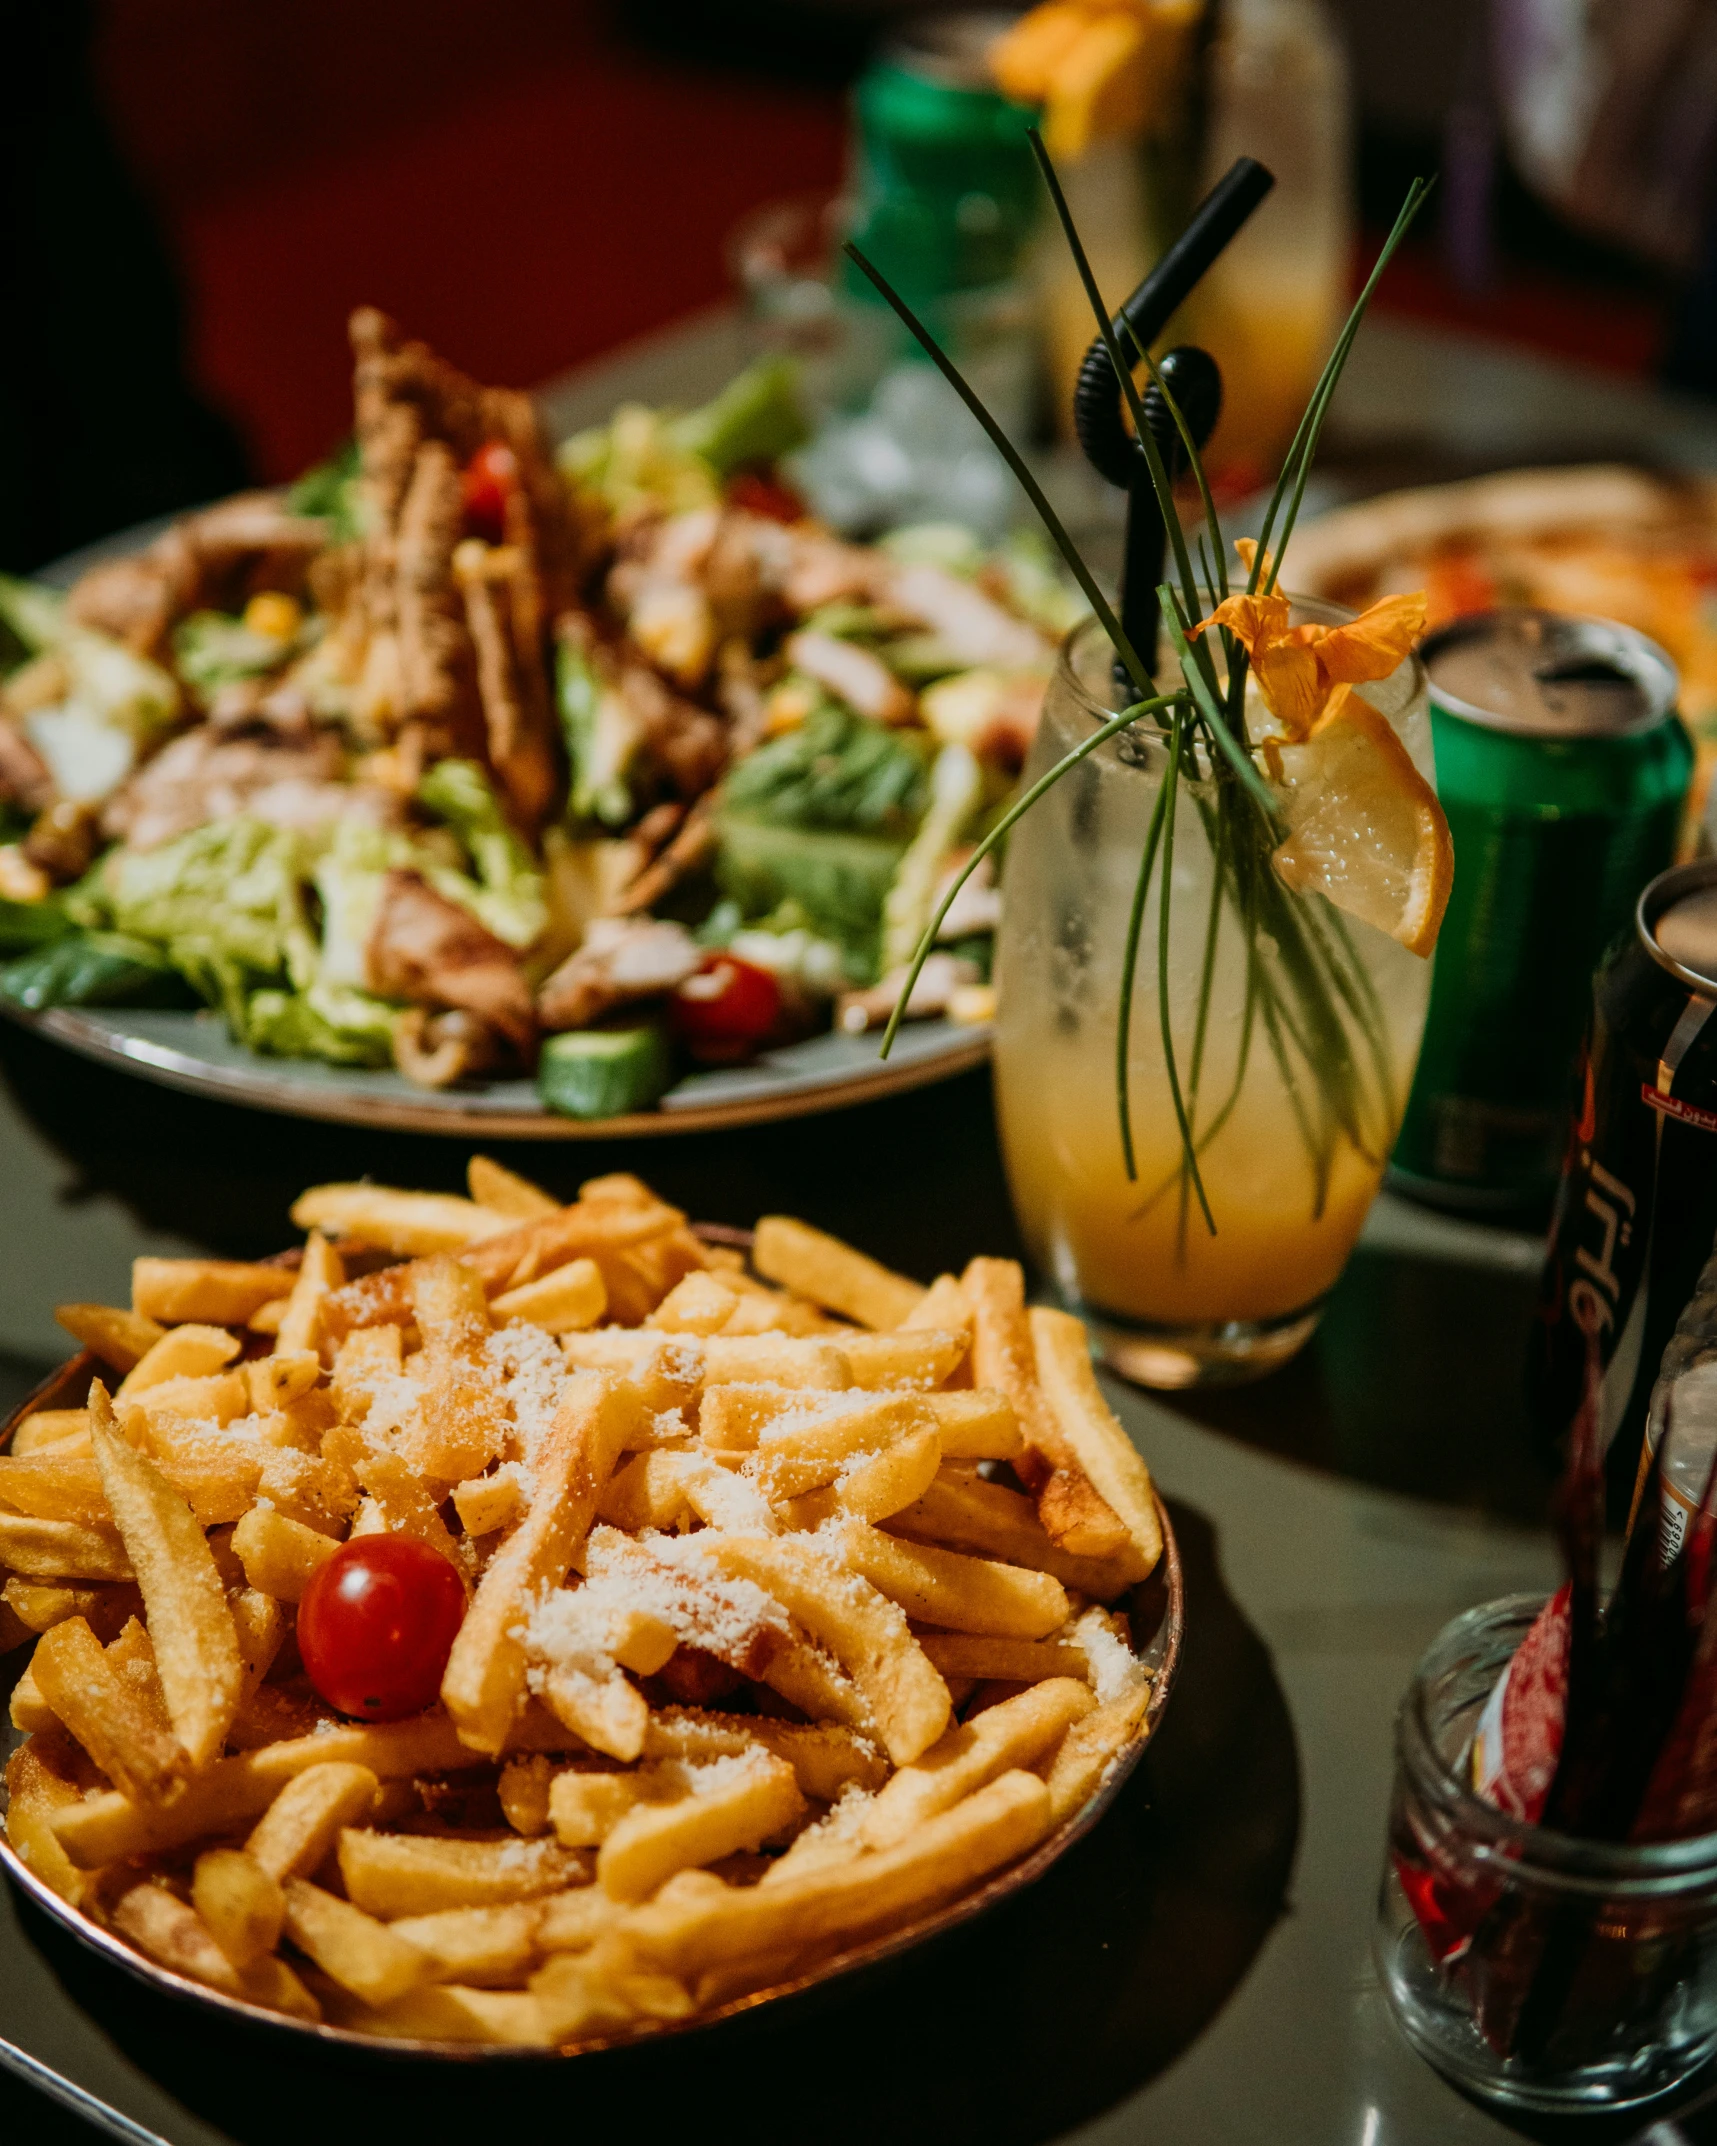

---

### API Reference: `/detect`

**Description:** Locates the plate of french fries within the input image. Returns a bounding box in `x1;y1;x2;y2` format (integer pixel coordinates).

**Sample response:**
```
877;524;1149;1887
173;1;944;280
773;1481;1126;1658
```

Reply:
0;1162;1179;2054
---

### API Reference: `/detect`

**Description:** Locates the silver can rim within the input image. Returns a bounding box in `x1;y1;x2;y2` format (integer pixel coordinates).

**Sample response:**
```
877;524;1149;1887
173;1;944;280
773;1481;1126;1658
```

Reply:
1637;857;1717;994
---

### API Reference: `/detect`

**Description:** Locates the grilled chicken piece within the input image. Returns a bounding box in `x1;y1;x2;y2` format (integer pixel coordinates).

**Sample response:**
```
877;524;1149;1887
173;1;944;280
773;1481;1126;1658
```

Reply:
99;720;383;852
393;1006;510;1088
0;718;54;815
67;495;328;659
366;868;536;1054
783;630;914;725
883;561;1047;669
454;540;558;834
535;915;701;1033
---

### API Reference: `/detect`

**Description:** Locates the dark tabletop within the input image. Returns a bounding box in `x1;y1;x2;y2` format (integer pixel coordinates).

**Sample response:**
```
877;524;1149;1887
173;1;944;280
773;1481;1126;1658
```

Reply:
9;313;1717;2146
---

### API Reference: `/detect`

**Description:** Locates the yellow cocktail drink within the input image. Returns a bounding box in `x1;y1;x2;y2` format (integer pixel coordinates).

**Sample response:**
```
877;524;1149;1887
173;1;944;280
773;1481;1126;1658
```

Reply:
993;613;1435;1384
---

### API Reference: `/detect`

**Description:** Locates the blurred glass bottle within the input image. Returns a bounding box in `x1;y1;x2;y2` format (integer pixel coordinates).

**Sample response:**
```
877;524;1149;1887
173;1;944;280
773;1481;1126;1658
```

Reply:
992;0;1206;438
1186;0;1352;491
774;16;1042;536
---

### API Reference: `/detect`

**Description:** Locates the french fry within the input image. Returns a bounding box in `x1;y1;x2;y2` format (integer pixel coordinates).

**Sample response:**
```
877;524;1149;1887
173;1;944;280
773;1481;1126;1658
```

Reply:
91;1386;242;1767
886;1471;1148;1596
232;1588;286;1703
333;1980;549;2045
752;1216;923;1330
247;1762;381;1882
779;1427;942;1527
695;1536;949;1765
322;1427;462;1562
4;1735;91;1903
232;1506;342;1603
914;1632;1090;1683
192;1848;285;1967
276;1232;345;1357
597;1751;805;1903
539;1664;649;1763
644;1710;889;1802
530;1940;692;2040
824;1520;1069;1638
254;1446;357;1537
0;1511;131;1581
1036;1465;1133;1561
121;1371;251;1432
924;1389;1020;1461
499;1754;555;1836
441;1372;638;1756
9;1662;53;1733
1028;1308;1163;1572
1;1576;138;1638
132;1259;294;1327
247;1350;324;1412
29;1614;187;1804
0;1599;30;1653
247;1300;285;1335
468;1155;561;1221
699;1336;853;1390
9;1409;91;1456
560;1331;704;1416
116;1324;240;1399
453;1469;527;1538
281;1877;430;2004
837;1330;968;1390
537;1887;627;1954
290;1184;515;1256
492;1258;606;1334
549;1770;654;1848
960;1255;1075;1484
112;1881;247;1998
624;1770;1053;1987
1040;1680;1153;1824
901;1272;974;1337
861;1678;1095;1849
322;1196;683;1336
716;1287;831;1337
54;1302;165;1373
390;1900;544;1986
0;1451;111;1525
739;1394;929;1500
646;1271;743;1336
338;1829;588;1916
596;1450;694;1534
50;1713;520;1867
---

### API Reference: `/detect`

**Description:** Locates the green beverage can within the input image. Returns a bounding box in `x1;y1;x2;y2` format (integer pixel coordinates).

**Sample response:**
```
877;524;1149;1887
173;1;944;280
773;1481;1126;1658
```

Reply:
1390;607;1692;1216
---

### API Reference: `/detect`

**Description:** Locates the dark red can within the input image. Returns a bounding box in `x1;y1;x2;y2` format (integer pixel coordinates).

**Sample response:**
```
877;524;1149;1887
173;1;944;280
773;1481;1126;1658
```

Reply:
1531;859;1717;1487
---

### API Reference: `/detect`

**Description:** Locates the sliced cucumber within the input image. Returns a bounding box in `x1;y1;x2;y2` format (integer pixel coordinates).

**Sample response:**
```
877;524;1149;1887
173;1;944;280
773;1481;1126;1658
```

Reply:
538;1026;673;1120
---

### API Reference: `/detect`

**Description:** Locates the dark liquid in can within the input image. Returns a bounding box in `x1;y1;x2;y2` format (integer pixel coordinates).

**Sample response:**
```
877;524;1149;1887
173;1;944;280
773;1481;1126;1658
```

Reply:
1426;614;1653;735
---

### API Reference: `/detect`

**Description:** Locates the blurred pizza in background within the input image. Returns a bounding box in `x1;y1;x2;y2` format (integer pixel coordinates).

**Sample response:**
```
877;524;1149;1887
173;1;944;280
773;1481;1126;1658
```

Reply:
1284;466;1717;766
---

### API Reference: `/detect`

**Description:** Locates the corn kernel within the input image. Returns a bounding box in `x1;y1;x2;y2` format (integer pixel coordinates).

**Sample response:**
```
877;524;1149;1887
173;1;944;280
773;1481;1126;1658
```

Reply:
242;592;303;642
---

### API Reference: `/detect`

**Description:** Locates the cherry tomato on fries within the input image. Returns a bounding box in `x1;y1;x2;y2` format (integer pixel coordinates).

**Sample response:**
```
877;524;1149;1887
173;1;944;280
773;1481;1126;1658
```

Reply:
298;1536;466;1720
673;952;782;1062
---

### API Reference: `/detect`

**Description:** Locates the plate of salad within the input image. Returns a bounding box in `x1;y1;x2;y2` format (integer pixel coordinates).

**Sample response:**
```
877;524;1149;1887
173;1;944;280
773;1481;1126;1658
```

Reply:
0;311;1079;1135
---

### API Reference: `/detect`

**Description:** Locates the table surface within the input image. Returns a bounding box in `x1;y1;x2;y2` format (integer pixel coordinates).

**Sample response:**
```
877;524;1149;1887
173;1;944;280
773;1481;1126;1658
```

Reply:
8;311;1717;2146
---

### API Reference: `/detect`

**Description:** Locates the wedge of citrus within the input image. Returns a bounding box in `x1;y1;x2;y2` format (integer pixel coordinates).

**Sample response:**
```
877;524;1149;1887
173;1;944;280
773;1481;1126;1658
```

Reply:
1268;690;1453;956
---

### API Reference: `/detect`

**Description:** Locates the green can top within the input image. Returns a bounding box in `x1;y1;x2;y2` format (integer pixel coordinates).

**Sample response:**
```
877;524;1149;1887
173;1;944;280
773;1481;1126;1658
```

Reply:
1423;607;1679;740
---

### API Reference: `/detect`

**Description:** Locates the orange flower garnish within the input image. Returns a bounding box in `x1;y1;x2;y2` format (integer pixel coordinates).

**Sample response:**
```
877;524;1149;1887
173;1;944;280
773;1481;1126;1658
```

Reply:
1191;567;1427;739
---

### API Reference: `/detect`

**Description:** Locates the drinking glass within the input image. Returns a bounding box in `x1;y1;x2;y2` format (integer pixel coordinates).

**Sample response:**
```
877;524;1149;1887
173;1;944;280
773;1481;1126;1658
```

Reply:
1377;1593;1717;2113
992;607;1433;1387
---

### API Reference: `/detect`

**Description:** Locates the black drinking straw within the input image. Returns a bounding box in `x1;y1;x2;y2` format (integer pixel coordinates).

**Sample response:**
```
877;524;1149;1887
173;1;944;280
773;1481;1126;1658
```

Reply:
1070;156;1274;683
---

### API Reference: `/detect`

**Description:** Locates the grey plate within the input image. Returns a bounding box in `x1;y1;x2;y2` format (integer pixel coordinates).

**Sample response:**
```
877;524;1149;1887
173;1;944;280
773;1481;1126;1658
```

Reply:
0;1000;990;1139
0;1346;1181;2061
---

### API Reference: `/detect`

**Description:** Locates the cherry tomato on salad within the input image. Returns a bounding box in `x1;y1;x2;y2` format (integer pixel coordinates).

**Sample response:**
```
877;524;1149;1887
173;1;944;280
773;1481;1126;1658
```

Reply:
725;467;804;524
672;952;782;1062
462;440;519;544
297;1536;466;1721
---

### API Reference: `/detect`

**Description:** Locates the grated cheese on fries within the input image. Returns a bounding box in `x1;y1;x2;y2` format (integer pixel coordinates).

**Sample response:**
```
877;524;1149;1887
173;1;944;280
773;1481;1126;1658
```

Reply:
0;1161;1161;2046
